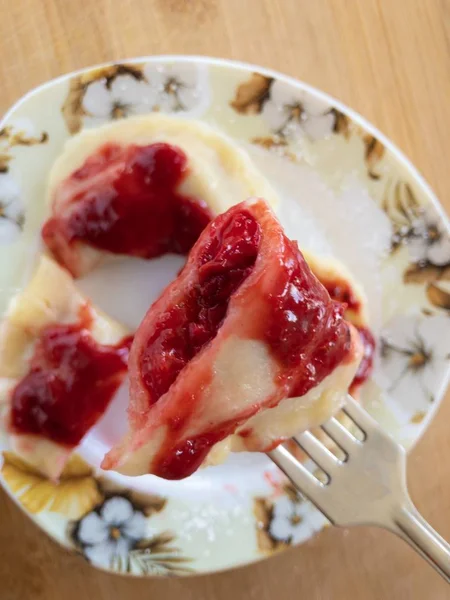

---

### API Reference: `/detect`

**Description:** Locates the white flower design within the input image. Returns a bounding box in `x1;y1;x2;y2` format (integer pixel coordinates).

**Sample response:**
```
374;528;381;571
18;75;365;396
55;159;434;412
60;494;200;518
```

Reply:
407;205;450;267
381;315;450;411
143;63;210;117
75;496;148;569
81;64;210;129
0;172;24;244
82;75;155;128
261;80;336;142
269;494;328;545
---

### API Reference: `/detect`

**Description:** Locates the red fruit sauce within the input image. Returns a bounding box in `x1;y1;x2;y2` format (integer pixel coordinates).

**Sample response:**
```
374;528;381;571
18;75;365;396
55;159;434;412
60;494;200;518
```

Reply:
265;240;351;397
154;425;236;481
42;143;213;265
351;326;376;391
320;277;376;390
321;278;361;313
140;210;261;405
10;306;132;447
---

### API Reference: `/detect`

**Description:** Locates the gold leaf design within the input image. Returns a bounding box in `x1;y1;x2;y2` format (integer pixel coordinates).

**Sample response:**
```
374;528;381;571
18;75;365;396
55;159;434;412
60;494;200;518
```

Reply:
0;126;48;173
363;134;385;179
62;79;88;135
254;482;305;555
332;108;351;139
252;135;287;149
331;116;386;176
0;151;11;173
230;73;273;115
382;181;423;252
3;129;48;147
426;282;450;310
61;64;146;134
95;475;166;516
135;531;176;552
254;497;282;553
410;411;426;425
252;135;298;162
404;263;450;284
130;532;193;575
1;452;102;518
132;492;166;517
98;64;145;89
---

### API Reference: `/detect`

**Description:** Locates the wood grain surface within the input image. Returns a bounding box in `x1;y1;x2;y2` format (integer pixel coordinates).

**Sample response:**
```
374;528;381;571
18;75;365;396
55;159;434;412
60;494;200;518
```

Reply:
1;0;450;598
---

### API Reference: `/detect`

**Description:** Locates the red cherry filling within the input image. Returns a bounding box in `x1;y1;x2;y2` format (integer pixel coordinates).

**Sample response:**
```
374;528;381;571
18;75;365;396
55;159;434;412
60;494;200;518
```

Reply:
140;210;261;404
42;143;213;272
319;276;375;390
113;201;359;480
321;277;361;313
10;306;132;447
265;240;351;396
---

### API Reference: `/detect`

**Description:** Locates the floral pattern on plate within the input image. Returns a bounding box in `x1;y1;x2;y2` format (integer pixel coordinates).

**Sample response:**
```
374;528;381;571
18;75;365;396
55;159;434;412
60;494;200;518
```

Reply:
260;79;336;142
71;494;192;575
0;119;48;173
0;120;48;242
2;451;192;575
230;72;385;179
62;62;210;133
382;180;450;283
380;314;450;410
254;484;328;553
0;56;449;577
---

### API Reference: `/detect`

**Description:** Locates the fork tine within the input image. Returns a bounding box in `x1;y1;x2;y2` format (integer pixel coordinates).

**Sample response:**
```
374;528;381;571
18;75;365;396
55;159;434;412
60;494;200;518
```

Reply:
268;445;323;500
343;394;378;432
294;431;340;476
321;417;354;453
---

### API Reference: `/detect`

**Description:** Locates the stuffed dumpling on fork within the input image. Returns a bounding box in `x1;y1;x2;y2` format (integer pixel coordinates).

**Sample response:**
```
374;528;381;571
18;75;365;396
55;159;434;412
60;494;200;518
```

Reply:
102;199;363;479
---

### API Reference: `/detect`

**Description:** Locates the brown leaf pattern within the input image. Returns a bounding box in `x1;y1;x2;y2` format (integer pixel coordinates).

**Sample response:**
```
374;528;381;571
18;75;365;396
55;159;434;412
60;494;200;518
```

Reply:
410;411;426;425
95;474;166;516
331;108;351;138
251;135;299;162
426;282;450;311
363;134;385;179
131;532;193;575
230;73;273;115
382;181;422;253
0;125;48;173
230;74;388;180
404;261;450;285
254;497;286;553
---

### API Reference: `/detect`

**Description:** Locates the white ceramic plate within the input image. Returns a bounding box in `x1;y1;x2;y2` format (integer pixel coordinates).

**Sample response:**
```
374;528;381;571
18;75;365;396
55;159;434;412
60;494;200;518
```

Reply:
1;56;450;577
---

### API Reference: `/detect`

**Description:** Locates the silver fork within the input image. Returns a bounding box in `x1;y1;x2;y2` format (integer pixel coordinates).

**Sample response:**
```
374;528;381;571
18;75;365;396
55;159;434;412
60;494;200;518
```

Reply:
268;394;450;583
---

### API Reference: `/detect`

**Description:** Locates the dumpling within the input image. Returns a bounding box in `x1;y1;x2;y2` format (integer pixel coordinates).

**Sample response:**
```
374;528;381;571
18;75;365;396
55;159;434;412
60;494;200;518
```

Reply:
42;114;278;277
0;256;131;480
102;199;363;479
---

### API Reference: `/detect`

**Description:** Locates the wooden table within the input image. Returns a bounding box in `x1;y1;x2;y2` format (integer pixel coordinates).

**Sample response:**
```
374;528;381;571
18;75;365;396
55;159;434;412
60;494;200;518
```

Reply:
1;1;449;598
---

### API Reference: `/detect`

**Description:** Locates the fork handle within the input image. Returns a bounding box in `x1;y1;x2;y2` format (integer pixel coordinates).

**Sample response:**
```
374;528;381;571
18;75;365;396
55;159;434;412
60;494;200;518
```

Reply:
393;502;450;583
